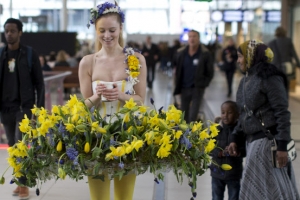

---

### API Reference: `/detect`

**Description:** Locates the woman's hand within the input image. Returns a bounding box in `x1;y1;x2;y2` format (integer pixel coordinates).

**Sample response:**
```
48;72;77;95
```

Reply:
99;83;119;102
276;151;288;168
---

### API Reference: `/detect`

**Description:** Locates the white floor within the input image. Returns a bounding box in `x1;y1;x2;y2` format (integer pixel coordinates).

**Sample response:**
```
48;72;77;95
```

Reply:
1;68;300;200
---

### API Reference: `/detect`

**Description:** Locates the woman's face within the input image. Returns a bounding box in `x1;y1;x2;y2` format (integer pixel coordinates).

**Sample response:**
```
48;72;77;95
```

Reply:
39;56;44;65
95;15;122;48
237;51;246;72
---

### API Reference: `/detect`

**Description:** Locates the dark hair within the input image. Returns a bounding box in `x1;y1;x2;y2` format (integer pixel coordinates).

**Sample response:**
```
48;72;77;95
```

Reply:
4;18;23;32
221;100;239;114
189;29;200;38
275;26;286;37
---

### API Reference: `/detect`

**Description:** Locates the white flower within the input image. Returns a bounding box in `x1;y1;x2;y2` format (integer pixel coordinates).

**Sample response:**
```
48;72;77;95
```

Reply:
103;7;119;14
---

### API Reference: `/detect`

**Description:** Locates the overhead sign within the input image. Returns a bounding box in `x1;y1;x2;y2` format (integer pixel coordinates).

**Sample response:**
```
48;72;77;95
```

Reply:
211;10;280;22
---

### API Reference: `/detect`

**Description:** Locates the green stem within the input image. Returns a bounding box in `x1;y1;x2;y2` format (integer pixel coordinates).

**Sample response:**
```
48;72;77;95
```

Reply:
57;153;66;168
1;166;11;178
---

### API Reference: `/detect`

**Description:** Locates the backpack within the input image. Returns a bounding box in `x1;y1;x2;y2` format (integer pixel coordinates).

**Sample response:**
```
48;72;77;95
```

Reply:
0;46;32;72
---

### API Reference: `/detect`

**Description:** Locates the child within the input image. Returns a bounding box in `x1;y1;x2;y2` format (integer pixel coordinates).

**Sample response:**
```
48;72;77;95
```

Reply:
210;101;245;200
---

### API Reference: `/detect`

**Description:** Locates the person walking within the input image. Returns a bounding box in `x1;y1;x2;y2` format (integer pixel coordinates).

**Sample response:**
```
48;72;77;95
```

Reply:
0;18;45;200
173;29;214;123
79;2;147;200
142;36;159;89
228;39;299;200
221;38;237;97
268;26;300;86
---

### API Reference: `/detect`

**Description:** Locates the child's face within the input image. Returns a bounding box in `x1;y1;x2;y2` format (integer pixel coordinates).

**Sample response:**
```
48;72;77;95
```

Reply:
221;103;238;125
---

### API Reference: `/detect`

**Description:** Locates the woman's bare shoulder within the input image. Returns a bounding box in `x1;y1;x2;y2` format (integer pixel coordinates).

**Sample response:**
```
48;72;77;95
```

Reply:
79;54;95;68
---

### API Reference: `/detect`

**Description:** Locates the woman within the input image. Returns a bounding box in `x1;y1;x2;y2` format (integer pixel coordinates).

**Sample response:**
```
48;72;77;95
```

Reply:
228;40;299;199
221;38;237;97
54;50;70;67
39;54;52;71
78;2;146;200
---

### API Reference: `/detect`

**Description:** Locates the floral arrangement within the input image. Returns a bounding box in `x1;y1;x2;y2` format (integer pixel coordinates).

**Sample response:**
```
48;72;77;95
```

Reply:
0;96;224;199
124;47;141;88
87;2;125;28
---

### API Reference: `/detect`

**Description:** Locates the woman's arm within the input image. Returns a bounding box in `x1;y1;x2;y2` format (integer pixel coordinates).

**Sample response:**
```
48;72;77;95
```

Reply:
78;54;101;108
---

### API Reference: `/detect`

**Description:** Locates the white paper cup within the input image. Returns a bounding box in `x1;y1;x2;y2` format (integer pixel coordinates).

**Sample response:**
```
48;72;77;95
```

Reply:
101;82;114;102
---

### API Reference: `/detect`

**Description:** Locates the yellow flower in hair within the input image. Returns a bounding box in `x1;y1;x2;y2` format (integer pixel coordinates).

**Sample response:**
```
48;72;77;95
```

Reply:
265;48;274;63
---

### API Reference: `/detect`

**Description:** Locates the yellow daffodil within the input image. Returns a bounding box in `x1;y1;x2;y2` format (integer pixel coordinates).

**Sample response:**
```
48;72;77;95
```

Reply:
31;105;38;115
199;128;210;140
84;142;90;153
174;130;183;139
139;105;148;113
221;164;232;170
39;107;47;116
65;123;75;132
124;98;137;109
160;132;171;145
144;131;154;145
205;139;216;153
210;122;219;138
56;141;63;152
19;115;31;134
51;105;60;114
58;168;66;180
149;114;160;127
129;71;140;78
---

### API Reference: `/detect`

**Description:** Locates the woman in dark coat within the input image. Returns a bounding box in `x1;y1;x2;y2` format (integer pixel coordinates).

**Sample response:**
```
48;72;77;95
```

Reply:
228;39;299;200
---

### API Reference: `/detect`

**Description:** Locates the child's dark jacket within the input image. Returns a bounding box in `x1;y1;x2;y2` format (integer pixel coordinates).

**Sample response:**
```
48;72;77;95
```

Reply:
210;122;245;181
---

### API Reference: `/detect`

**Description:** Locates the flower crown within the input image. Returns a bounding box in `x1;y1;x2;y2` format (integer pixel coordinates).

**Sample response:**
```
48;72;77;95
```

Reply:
87;2;125;28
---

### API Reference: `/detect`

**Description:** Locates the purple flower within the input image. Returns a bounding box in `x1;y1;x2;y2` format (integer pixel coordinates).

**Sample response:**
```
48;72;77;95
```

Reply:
180;135;192;150
119;162;124;169
158;106;163;114
150;98;154;105
66;147;78;161
58;122;66;134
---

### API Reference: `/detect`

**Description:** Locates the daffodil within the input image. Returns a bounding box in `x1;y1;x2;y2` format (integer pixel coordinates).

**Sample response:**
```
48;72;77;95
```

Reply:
205;139;216;153
65;123;75;132
124;98;137;109
51;105;60;114
149;114;160;127
209;122;219;138
221;164;232;170
199;128;209;140
31;105;38;115
139;105;148;113
19;114;31;133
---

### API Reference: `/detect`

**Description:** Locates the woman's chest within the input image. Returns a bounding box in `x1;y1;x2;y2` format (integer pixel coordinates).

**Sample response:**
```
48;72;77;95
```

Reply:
92;56;127;81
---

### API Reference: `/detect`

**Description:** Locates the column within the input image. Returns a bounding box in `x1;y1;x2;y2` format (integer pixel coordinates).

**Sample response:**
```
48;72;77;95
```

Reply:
60;0;68;31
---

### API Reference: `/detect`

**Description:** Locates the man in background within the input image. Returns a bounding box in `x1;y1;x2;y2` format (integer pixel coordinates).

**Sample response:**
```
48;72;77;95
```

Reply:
142;36;160;89
173;30;214;123
0;18;45;200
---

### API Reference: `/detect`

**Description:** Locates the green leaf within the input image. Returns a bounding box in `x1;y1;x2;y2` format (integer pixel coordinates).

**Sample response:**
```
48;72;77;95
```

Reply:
91;147;102;160
92;174;105;181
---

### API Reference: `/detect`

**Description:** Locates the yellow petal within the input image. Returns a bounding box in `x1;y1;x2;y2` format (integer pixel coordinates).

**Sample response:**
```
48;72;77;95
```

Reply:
221;164;232;171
